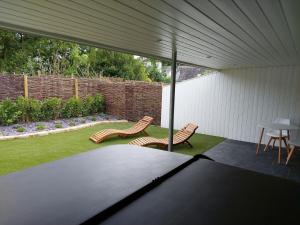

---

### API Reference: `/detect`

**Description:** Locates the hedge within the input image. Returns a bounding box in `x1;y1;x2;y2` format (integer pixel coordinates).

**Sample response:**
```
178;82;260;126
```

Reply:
0;94;105;126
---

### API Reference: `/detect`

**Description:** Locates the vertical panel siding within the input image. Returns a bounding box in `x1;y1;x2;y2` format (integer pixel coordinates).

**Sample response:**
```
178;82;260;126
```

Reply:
161;66;300;143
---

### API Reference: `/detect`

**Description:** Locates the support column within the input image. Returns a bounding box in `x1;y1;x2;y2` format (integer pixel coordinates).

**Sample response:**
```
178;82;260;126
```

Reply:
168;46;177;152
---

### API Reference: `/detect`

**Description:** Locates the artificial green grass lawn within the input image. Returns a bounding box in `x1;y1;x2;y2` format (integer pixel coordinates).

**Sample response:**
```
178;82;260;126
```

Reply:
0;122;224;176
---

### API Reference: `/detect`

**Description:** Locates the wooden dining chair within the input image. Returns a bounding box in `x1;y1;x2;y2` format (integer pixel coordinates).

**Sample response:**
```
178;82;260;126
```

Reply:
264;118;290;152
286;135;300;165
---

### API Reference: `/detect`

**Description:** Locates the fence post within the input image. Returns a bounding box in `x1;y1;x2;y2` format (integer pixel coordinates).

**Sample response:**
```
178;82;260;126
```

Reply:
74;78;79;99
24;75;28;98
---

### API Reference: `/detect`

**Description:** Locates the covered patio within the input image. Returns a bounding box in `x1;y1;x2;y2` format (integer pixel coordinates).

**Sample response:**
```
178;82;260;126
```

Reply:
0;1;300;225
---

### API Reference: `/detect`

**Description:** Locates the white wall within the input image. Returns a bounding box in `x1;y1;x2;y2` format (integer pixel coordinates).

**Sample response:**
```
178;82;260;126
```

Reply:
161;66;300;143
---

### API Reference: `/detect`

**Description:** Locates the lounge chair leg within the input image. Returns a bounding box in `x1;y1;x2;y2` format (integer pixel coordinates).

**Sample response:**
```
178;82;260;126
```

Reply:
186;141;193;148
143;130;149;136
264;137;272;152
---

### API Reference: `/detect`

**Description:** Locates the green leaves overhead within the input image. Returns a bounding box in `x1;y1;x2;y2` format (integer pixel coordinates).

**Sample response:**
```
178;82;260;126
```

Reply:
0;30;147;80
0;29;169;82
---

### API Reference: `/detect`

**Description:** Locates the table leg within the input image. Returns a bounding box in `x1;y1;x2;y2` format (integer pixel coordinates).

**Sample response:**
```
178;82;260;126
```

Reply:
278;130;282;164
256;128;264;155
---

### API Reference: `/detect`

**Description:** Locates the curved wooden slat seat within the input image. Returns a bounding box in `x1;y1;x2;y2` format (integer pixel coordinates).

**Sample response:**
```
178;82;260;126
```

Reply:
129;123;198;149
89;116;153;144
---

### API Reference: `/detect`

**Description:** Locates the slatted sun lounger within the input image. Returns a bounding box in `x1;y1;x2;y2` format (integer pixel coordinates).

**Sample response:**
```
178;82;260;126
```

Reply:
129;123;198;149
89;116;154;144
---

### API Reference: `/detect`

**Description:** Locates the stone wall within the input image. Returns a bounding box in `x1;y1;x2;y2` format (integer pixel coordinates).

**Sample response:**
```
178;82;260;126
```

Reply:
0;75;162;124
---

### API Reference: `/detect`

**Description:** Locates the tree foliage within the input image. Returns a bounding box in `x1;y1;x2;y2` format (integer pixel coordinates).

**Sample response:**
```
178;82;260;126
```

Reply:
146;59;171;83
0;30;149;80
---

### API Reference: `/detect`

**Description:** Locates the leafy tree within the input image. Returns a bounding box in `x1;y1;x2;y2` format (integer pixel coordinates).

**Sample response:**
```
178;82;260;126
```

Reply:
147;59;170;83
88;49;148;80
0;29;169;82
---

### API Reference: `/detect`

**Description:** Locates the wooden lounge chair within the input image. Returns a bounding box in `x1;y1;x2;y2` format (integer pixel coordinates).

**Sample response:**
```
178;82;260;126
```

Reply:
128;123;198;149
89;116;154;144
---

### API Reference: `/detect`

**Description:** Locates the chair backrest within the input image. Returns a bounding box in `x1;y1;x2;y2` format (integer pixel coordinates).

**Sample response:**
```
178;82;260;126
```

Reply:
273;118;290;125
173;123;198;145
131;116;154;132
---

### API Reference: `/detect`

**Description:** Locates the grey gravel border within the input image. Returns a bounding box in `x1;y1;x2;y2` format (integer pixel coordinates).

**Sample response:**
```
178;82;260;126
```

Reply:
0;120;128;141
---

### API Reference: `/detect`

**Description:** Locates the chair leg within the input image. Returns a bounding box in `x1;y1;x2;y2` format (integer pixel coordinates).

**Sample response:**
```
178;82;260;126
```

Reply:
271;138;276;150
286;146;296;165
282;138;289;154
185;141;193;148
264;137;273;152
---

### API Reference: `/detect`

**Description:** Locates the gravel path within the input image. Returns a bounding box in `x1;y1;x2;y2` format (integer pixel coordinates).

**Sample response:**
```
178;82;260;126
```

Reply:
0;114;118;136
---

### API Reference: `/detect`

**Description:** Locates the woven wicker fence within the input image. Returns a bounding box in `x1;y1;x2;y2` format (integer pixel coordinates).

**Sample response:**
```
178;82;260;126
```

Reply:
0;75;162;124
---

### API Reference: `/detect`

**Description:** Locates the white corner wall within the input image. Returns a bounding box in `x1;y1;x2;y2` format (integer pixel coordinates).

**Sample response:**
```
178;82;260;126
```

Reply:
161;66;300;143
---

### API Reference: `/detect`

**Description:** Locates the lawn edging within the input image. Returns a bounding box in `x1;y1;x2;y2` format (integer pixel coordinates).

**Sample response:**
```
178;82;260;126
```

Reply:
0;120;128;141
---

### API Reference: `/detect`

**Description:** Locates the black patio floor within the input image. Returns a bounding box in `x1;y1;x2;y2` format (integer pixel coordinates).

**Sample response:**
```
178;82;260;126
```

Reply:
204;139;300;183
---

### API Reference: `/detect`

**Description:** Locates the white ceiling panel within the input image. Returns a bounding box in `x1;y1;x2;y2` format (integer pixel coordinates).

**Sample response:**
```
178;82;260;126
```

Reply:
0;0;299;69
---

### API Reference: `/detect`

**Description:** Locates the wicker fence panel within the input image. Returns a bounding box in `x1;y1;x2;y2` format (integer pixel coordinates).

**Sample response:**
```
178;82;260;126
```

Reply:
0;75;162;124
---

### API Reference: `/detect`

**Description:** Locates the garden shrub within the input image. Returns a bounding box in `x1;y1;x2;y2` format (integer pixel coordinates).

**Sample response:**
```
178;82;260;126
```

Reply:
82;95;94;116
0;93;105;126
0;98;22;125
91;93;105;114
61;97;83;118
27;99;42;122
16;96;42;122
16;126;25;132
54;122;63;128
15;96;27;122
82;94;105;115
36;123;46;131
41;97;62;120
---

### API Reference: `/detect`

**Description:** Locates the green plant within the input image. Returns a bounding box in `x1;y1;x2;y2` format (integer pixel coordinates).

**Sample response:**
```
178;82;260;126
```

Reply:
36;124;45;131
61;97;83;118
82;95;94;116
0;94;105;126
147;61;171;83
55;122;63;129
41;97;62;120
16;126;25;132
91;116;97;121
91;94;105;114
28;99;42;122
0;98;22;125
15;96;42;122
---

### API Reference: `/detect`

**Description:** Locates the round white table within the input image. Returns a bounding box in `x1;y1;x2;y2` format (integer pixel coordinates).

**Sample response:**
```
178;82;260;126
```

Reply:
256;122;300;164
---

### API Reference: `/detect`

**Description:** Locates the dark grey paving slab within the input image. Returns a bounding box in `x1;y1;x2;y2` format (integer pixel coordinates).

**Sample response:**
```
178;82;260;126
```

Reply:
0;145;191;225
204;139;300;183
